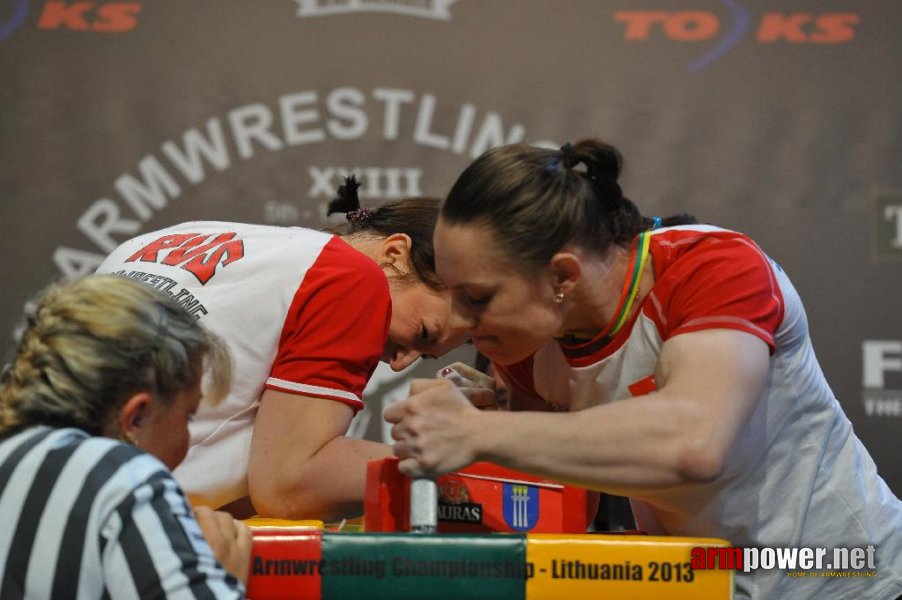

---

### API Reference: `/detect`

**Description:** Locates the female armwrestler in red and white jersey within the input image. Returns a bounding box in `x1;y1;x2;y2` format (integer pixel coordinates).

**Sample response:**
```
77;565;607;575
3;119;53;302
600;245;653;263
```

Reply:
97;177;468;521
385;140;902;600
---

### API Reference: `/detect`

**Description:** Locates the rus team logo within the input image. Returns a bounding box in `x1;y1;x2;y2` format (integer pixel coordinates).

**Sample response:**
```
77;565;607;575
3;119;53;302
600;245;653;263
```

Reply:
126;232;245;285
503;483;539;532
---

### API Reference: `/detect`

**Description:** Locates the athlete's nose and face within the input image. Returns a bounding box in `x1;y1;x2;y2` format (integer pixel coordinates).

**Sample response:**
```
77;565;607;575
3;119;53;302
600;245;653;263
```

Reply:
383;284;471;371
433;219;562;367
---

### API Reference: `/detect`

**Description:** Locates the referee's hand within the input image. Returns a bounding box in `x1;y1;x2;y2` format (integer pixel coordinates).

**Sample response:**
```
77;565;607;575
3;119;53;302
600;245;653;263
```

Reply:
194;505;253;586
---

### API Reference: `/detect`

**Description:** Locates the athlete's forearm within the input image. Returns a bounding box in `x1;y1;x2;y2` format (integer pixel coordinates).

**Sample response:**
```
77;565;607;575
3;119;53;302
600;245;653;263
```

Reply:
253;435;392;521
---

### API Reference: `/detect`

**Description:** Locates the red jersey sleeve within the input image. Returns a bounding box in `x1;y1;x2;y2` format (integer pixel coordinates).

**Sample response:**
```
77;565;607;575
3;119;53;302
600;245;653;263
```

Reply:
649;233;784;352
265;236;391;411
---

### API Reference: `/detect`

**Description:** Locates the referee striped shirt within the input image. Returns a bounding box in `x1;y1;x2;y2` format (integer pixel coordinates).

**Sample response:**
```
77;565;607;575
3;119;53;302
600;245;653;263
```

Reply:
0;426;246;599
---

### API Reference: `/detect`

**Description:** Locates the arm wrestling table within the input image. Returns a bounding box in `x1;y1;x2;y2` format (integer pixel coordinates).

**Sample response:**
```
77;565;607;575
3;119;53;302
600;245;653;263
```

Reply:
244;457;734;599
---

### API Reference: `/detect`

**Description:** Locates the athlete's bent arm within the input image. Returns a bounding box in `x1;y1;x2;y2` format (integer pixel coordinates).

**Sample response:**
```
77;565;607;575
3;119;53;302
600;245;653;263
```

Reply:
388;328;769;497
248;389;393;521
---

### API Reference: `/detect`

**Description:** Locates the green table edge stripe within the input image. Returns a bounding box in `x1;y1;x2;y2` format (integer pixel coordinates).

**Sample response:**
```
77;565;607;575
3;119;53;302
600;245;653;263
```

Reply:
321;533;527;600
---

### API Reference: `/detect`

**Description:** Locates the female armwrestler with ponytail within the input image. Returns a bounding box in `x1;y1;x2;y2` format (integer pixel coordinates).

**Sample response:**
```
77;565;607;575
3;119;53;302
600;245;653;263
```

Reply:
385;140;902;599
96;177;467;521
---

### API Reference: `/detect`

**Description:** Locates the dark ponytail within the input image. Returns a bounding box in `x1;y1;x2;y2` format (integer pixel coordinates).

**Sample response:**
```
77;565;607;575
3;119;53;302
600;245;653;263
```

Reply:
327;175;444;290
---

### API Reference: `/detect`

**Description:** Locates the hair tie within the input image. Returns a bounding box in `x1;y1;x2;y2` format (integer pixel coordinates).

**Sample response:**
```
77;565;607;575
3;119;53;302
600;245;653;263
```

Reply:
651;216;663;230
560;143;579;169
346;207;375;226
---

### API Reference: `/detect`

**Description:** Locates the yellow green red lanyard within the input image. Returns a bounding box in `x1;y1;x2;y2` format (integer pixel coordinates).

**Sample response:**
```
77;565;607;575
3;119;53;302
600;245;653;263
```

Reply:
558;231;651;344
604;230;650;338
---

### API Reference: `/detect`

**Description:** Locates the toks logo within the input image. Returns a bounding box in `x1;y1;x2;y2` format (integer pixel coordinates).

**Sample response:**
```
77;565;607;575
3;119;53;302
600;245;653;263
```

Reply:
38;0;141;33
38;1;141;32
615;2;859;72
1;0;141;41
126;232;245;285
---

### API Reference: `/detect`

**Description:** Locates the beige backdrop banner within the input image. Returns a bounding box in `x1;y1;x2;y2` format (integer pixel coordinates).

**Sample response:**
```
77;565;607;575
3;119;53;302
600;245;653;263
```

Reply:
1;0;900;493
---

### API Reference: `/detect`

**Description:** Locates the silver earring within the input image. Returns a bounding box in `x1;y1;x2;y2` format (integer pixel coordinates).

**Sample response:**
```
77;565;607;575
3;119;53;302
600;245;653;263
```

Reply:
554;289;565;304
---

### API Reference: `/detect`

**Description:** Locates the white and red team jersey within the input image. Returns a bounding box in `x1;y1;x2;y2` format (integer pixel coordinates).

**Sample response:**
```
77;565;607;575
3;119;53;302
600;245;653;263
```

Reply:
497;225;902;600
97;222;391;509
